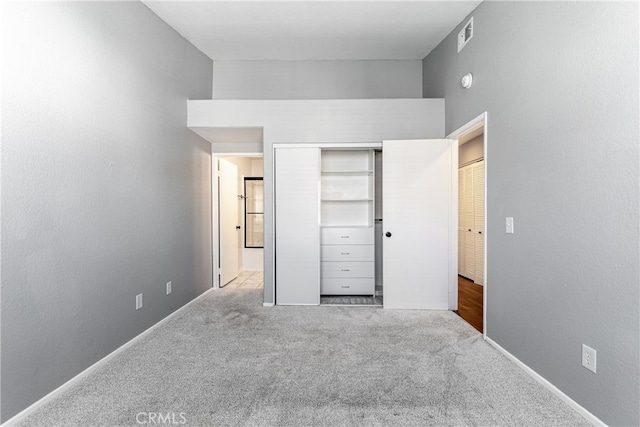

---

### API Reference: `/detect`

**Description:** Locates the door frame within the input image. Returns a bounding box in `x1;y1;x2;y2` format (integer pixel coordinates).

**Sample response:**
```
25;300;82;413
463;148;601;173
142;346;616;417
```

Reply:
211;153;263;289
447;112;488;339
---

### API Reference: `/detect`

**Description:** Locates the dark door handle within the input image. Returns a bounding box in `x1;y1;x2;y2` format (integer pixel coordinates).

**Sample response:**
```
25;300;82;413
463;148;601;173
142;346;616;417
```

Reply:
236;226;241;230
385;232;392;238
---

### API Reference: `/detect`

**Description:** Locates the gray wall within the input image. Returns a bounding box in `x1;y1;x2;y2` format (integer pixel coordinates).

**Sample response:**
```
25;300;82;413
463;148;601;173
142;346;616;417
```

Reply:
459;134;483;167
213;60;422;99
423;2;639;425
1;2;213;421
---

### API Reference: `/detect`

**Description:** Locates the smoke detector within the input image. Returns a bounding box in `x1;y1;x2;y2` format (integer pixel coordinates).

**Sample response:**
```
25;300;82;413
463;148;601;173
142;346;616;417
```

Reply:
461;73;473;89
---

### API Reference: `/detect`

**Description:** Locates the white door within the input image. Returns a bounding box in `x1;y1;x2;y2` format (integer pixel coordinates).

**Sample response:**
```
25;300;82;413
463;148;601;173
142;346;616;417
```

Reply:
275;147;320;305
219;158;239;286
462;166;476;280
383;139;454;310
473;161;485;285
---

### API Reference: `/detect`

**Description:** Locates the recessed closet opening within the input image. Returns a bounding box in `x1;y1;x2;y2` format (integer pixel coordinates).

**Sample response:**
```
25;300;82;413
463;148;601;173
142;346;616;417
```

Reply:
319;148;383;307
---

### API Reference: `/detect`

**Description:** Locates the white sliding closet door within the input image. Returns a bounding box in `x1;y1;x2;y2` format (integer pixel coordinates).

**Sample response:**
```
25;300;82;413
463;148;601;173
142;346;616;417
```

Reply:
383;139;454;310
275;147;320;305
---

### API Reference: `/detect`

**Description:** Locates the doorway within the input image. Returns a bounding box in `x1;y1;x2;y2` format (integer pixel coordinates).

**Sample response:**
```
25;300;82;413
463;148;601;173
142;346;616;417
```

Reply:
448;113;487;335
212;155;264;289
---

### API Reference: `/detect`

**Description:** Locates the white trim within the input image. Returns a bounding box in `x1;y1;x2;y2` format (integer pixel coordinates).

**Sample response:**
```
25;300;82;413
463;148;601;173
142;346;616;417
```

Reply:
447;112;486;140
482;115;488;336
448;138;459;311
262;302;274;307
485;337;606;426
273;142;382;149
211;152;262;157
2;288;216;427
447;111;488;338
212;156;220;289
270;144;276;305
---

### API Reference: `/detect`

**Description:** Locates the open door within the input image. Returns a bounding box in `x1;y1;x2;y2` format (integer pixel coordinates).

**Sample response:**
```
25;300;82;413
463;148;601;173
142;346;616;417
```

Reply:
218;158;239;286
382;139;455;309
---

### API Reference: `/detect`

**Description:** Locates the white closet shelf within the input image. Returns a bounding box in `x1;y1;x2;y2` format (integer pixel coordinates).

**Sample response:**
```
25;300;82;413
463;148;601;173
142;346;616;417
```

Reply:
321;225;374;228
321;170;373;175
321;198;373;202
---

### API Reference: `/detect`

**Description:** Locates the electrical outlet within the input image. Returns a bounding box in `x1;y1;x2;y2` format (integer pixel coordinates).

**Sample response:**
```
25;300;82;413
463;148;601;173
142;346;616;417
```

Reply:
136;293;143;310
582;344;597;373
166;281;172;295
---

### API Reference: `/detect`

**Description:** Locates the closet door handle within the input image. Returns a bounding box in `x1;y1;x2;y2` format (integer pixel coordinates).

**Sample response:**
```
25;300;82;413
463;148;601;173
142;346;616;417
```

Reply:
385;232;392;238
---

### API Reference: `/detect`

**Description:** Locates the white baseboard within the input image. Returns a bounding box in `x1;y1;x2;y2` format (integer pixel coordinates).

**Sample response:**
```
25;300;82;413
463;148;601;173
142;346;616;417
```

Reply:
2;287;215;427
262;302;274;307
484;337;606;426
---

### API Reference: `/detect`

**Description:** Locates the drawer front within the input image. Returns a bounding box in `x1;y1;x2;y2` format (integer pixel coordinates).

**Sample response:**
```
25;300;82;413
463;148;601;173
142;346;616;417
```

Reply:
321;245;374;262
321;278;375;295
321;227;374;245
321;262;374;278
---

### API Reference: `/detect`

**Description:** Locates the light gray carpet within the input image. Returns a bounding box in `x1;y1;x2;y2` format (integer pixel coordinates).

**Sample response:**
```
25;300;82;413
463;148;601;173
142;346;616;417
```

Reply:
19;288;589;427
320;295;383;306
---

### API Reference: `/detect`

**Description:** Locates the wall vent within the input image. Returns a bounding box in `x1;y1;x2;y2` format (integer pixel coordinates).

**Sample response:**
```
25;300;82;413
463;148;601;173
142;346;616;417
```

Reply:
457;17;474;53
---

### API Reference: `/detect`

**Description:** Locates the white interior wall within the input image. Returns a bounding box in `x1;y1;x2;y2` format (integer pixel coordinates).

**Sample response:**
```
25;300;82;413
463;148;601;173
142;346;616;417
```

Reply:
251;159;264;176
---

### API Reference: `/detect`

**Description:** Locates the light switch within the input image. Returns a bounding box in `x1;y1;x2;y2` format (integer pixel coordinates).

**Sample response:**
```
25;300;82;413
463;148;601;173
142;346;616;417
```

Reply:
506;217;514;234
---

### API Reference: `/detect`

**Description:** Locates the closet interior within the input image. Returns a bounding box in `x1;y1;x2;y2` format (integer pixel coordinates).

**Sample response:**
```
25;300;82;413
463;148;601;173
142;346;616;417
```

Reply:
320;150;377;297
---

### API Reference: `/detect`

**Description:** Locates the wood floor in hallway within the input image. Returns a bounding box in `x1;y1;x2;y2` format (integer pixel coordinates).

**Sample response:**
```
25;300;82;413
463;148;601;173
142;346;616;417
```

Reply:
457;275;483;333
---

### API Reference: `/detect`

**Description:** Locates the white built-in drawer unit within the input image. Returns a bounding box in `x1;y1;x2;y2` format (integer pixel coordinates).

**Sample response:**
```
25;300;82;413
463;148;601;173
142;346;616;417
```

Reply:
321;261;375;278
320;227;374;245
320;245;374;262
321;278;374;295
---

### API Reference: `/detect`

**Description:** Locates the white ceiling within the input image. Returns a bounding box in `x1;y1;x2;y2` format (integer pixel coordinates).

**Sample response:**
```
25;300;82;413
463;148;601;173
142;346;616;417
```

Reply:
142;1;482;61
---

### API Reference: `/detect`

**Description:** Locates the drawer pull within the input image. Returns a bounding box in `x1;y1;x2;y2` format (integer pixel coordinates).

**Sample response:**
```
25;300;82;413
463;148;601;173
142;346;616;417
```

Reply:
341;252;350;255
341;285;350;288
341;269;350;272
340;236;350;239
